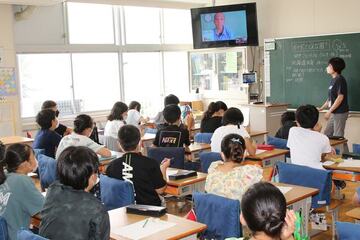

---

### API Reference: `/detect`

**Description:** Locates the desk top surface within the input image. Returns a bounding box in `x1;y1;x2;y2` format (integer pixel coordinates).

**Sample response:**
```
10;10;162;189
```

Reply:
109;207;206;240
0;136;34;145
247;149;289;160
329;138;348;146
188;143;211;152
272;182;319;205
166;168;207;187
346;207;360;220
323;162;360;173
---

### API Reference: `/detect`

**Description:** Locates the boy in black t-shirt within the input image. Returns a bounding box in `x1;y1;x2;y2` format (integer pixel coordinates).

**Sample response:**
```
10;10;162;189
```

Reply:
153;104;191;153
275;111;296;140
106;125;170;206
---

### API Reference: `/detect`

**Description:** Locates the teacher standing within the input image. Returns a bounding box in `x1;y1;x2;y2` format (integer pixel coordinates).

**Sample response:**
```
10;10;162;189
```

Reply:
319;57;349;137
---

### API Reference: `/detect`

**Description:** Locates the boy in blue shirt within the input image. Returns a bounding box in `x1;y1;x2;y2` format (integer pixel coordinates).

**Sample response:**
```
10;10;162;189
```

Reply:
33;109;62;158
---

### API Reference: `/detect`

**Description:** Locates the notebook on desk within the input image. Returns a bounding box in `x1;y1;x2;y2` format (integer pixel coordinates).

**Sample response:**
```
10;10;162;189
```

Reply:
168;170;197;180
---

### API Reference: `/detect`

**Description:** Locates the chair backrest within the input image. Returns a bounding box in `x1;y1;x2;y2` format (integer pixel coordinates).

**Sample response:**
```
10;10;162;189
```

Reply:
267;136;288;149
147;147;185;169
34;150;57;190
100;174;134;211
199;152;222;173
102;136;121;152
276;162;332;209
336;221;360;240
17;229;48;240
0;216;8;240
193;192;241;240
353;144;360;154
194;133;213;144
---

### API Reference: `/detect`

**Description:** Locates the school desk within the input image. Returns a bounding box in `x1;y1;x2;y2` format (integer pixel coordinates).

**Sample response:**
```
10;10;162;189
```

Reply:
273;182;319;237
346;208;360;223
0;136;34;146
323;162;360;182
249;130;268;144
245;148;289;168
165;168;207;197
98;151;124;173
329;138;348;154
188;142;211;161
109;207;207;240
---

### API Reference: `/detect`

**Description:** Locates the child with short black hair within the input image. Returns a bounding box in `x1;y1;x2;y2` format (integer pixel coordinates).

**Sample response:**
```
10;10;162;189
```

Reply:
153;104;191;151
33;109;62;158
0;143;44;240
41;100;72;136
127;101;149;127
56;114;111;159
287;105;332;170
211;107;256;155
275;111;296;140
106;125;170;206
39;146;110;240
153;94;180;126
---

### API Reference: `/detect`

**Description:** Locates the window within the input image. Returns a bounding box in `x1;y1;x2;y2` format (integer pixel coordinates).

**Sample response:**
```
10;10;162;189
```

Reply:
72;53;120;112
216;51;245;90
123;52;162;117
190;53;215;91
67;2;115;44
18;54;73;118
163;9;193;44
163;52;189;97
124;6;161;44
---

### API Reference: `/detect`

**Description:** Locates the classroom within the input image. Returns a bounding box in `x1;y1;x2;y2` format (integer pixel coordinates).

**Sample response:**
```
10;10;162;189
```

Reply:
0;0;360;239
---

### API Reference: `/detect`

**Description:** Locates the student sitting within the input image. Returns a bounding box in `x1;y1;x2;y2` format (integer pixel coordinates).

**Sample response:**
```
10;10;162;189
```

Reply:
153;94;180;126
226;182;296;240
41;100;72;136
205;134;262;202
33;109;62;158
56;114;111;159
104;101;128;139
127;101;149;127
106;125;170;206
211;108;256;155
153;104;191;152
287;105;332;170
0;143;44;240
200;101;228;133
39;146;110;240
275;111;296;140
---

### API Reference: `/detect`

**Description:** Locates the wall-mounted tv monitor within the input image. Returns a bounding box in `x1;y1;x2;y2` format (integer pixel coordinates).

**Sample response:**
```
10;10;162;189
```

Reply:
243;72;257;84
191;3;258;49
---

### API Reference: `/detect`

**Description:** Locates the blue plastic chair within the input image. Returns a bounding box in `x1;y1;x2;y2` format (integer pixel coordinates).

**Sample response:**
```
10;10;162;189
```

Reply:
267;136;288;150
336;221;360;240
276;162;332;209
0;216;8;240
147;147;185;169
352;144;360;154
100;174;135;211
194;133;213;144
34;149;57;191
193;192;241;240
199;152;222;173
17;229;48;240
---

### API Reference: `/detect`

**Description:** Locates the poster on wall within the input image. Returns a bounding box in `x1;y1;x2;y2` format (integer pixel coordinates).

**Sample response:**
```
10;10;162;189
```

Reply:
0;68;16;96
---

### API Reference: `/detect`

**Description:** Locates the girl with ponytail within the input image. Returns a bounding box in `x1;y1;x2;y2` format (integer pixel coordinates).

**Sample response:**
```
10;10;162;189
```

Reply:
0;143;44;240
200;101;228;133
232;182;296;240
205;134;263;202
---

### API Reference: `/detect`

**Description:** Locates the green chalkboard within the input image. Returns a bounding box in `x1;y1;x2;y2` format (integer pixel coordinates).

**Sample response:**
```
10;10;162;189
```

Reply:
267;32;360;111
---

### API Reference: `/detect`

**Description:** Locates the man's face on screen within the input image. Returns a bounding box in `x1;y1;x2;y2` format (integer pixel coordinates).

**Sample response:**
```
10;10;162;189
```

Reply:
214;13;225;31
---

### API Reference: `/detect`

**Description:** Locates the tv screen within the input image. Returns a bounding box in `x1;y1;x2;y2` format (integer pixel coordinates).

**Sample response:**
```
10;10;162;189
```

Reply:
243;72;257;84
191;3;258;49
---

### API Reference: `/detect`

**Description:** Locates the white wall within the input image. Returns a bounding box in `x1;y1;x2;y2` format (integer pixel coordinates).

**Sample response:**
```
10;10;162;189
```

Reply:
0;4;21;136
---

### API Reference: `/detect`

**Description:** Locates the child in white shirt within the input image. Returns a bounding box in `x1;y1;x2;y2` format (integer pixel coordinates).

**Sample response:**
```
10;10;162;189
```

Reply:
287;104;332;170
